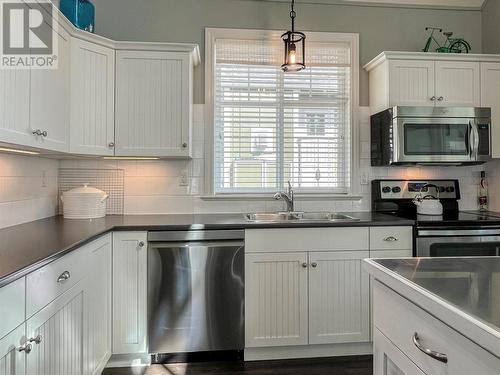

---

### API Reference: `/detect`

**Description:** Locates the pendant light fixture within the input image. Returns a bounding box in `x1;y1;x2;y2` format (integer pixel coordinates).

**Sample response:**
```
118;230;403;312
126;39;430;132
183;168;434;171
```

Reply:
281;0;306;72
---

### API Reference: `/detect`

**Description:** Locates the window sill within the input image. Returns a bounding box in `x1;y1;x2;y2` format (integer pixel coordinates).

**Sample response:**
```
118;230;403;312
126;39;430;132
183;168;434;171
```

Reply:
200;194;363;201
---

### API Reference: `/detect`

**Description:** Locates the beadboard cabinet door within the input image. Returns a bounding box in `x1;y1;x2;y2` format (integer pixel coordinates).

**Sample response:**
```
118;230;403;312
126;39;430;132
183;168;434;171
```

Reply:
481;62;500;159
115;51;192;157
435;61;480;107
0;324;26;375
308;251;370;345
388;60;436;107
245;252;309;348
70;38;115;156
85;235;112;375
0;69;32;147
26;282;85;375
29;26;71;153
112;232;148;354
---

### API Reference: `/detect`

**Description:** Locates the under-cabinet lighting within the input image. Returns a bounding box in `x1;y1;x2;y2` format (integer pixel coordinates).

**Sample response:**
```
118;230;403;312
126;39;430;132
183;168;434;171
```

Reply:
102;156;160;160
0;147;40;155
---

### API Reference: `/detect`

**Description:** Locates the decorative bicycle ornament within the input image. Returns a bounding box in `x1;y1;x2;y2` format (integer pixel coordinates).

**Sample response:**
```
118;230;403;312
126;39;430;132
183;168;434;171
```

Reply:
423;27;471;54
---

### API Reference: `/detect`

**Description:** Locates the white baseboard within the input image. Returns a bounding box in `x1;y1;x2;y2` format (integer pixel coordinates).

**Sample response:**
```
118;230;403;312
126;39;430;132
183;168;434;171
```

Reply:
105;353;151;368
244;342;373;361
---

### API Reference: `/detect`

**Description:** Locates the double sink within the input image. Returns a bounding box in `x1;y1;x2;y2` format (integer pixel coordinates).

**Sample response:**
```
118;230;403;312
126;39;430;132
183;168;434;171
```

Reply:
245;212;360;223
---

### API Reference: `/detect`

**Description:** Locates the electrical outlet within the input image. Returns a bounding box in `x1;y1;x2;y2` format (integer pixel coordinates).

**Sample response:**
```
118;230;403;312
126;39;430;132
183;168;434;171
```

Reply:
179;173;189;187
41;170;47;187
360;173;368;185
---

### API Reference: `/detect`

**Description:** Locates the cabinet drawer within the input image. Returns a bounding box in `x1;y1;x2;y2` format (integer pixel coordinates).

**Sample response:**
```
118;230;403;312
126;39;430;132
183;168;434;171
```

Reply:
370;227;412;250
245;227;369;253
0;278;25;339
373;282;500;375
26;246;90;318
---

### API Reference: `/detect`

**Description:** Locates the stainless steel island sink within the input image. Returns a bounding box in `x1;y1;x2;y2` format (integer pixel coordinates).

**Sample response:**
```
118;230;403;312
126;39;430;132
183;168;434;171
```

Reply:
244;212;360;223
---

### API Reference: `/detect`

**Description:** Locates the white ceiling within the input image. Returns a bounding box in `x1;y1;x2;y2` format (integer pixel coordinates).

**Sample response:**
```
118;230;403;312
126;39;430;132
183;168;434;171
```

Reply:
258;0;486;10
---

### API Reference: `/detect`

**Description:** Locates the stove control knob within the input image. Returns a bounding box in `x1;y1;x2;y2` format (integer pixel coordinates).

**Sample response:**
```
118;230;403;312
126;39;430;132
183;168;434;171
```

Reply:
439;186;446;193
382;186;391;193
392;186;402;193
446;186;455;193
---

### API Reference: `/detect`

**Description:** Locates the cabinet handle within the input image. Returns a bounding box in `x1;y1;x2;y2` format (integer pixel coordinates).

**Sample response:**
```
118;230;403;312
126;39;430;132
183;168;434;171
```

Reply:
412;332;448;364
32;129;42;136
437;96;444;101
108;142;115;148
182;142;188;148
430;96;436;101
138;241;145;248
383;236;398;242
18;343;32;353
41;130;47;137
29;335;42;344
301;262;308;268
311;262;318;268
57;271;71;283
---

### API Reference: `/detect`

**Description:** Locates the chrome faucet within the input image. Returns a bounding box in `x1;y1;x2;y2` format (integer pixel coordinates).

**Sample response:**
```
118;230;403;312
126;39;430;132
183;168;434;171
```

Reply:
274;181;294;212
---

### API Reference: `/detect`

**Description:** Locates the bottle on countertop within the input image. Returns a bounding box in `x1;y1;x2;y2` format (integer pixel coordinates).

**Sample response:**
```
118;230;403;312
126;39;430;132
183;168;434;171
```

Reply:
478;171;488;211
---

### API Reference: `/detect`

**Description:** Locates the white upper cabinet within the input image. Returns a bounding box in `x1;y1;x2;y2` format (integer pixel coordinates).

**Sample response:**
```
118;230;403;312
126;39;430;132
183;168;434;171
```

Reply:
115;49;194;157
435;61;480;107
70;38;115;156
0;69;32;147
481;62;500;158
365;52;486;114
388;60;435;107
30;26;71;153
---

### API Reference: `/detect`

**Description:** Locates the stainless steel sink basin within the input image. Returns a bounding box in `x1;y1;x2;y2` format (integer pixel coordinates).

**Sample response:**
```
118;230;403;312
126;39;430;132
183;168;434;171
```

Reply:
244;212;360;223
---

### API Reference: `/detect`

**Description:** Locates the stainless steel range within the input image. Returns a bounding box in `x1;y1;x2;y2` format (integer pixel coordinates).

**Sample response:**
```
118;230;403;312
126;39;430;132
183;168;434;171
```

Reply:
372;179;500;257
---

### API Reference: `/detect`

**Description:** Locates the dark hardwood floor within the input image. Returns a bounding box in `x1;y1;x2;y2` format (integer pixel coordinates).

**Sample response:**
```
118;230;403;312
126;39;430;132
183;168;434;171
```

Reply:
102;356;373;375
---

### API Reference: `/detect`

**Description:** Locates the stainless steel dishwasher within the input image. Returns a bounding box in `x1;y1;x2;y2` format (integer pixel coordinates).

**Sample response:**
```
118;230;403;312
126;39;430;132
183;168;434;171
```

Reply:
147;230;244;359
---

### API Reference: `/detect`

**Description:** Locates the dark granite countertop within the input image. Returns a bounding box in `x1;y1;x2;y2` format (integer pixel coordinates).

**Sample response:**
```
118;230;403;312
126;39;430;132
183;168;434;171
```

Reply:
0;212;413;288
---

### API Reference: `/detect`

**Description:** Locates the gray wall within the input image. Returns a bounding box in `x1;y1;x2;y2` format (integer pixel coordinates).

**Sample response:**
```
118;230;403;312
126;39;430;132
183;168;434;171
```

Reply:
482;0;500;53
92;0;482;105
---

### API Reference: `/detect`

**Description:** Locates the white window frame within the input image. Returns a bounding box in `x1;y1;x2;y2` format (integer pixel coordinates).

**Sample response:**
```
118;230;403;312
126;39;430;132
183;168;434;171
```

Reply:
204;27;360;198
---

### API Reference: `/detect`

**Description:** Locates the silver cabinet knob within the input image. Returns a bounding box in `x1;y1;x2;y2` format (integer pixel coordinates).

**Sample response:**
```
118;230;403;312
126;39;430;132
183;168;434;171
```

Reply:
108;142;115;148
437;96;444;101
430;96;436;101
29;335;42;344
41;130;47;137
383;236;399;242
182;142;188;148
301;262;308;268
138;241;145;248
57;271;71;283
32;129;42;136
18;343;32;353
311;262;318;268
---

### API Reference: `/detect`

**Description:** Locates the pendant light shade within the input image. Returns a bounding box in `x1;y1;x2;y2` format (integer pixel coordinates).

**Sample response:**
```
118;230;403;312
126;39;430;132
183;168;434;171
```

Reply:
281;0;306;72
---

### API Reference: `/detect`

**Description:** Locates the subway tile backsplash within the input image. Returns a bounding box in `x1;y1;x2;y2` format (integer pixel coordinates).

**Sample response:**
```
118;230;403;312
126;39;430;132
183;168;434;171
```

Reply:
0;104;488;228
0;154;58;229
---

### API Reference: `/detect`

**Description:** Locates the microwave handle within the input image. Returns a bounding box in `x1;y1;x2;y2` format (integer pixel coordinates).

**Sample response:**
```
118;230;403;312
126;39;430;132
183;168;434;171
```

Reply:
472;121;480;159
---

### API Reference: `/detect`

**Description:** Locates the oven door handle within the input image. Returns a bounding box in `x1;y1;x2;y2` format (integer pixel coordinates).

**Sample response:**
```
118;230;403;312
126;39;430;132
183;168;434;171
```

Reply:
418;229;500;237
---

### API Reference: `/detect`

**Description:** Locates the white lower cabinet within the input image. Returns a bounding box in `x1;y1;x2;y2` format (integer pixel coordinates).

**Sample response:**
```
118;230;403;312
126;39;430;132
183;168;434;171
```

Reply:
244;227;373;351
245;252;309;347
309;251;370;345
26;282;85;375
374;328;425;375
85;236;112;375
112;232;148;354
0;324;26;375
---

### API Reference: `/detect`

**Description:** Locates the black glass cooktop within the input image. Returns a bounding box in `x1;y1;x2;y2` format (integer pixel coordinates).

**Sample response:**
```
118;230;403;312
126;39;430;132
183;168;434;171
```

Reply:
391;210;500;226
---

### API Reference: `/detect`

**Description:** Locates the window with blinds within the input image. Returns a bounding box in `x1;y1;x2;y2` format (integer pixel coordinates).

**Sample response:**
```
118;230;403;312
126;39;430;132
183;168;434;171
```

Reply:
213;33;353;194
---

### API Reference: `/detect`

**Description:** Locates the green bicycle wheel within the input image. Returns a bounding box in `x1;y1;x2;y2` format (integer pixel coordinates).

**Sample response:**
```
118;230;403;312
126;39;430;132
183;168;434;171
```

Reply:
449;40;470;53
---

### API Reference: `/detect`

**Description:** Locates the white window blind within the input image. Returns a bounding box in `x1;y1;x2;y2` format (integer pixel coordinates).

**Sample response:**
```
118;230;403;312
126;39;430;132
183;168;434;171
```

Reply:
214;35;352;194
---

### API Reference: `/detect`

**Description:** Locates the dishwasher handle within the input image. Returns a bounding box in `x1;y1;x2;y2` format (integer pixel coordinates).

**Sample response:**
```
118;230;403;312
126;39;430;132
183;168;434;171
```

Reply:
150;240;244;249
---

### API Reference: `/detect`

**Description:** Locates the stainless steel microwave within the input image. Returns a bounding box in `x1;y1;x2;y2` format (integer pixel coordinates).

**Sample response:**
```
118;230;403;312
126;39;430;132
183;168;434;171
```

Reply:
371;106;491;166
